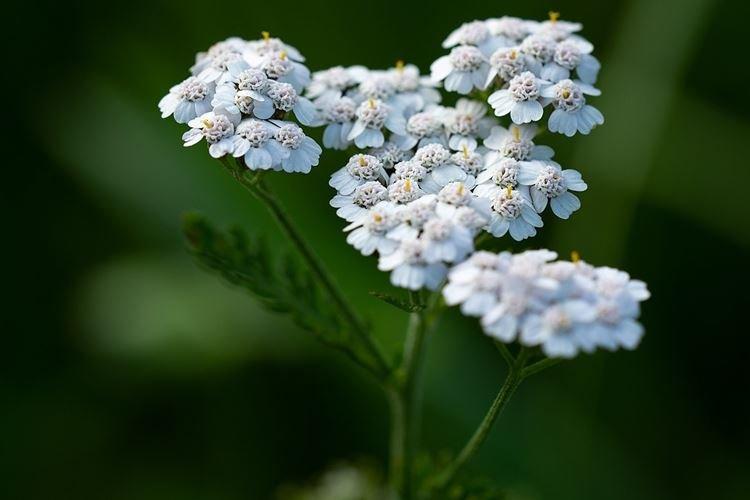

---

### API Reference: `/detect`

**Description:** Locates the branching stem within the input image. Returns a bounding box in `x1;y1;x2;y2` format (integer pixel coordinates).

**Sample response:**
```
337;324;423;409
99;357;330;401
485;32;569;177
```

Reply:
429;347;562;492
219;159;391;378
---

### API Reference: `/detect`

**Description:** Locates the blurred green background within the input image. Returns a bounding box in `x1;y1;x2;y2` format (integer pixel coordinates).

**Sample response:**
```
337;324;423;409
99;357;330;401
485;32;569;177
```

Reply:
4;0;749;498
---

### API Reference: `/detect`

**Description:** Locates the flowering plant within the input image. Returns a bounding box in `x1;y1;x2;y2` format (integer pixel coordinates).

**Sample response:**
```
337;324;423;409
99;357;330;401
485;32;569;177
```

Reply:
160;13;649;499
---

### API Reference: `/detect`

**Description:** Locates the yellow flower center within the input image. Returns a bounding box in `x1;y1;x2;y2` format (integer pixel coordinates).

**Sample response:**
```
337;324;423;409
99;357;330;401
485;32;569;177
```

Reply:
571;250;580;263
548;11;560;23
261;31;270;42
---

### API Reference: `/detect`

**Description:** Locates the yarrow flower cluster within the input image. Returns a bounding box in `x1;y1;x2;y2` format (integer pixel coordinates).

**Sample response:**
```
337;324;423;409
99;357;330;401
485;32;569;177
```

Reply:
161;14;650;361
443;250;650;358
431;13;604;136
329;147;491;290
159;33;323;173
324;14;610;293
308;62;442;150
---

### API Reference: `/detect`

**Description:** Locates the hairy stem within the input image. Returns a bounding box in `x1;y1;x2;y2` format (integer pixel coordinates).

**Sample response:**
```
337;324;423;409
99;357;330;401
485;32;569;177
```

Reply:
220;159;390;378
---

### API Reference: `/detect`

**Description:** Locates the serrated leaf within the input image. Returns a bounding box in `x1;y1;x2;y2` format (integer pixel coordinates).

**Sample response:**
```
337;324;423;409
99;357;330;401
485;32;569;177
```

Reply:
182;213;382;374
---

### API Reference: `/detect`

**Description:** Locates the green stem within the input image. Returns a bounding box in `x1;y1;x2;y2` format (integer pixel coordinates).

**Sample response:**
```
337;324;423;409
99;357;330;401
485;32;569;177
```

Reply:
389;291;442;499
220;159;390;378
494;341;515;367
387;386;406;495
521;357;562;379
430;347;530;492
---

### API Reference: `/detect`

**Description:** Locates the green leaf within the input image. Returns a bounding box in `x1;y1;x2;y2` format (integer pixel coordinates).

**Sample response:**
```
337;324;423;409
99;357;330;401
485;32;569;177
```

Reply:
369;290;425;313
182;213;381;371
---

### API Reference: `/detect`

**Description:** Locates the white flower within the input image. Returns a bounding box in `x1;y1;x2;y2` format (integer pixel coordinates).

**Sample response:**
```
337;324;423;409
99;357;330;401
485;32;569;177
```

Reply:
443;251;504;316
475;157;521;197
193;42;245;83
191;38;248;77
266;81;320;126
531;15;583;41
479;250;560;342
211;82;266;117
519;34;557;64
486;17;535;43
388;177;424;204
486;47;539;86
541;79;604;136
307;65;363;104
383;63;442;116
540;39;601;84
321;96;357;150
257;51;311;93
232;118;280;170
483;124;554;161
392;160;428;182
369;141;412;169
245;34;305;63
330;154;387;195
445;99;495;150
446;249;650;357
159;76;215;124
388;195;437;241
443;20;491;48
518;161;587;218
488;71;551;124
435;182;490;222
223;62;269;93
581;267;651;351
393;109;447;151
451;146;484;176
485;186;543;241
413;143;451;170
267;121;322;174
422;166;475;195
414;144;474;194
441;20;509;56
182;111;239;158
357;73;396;101
431;46;490;95
378;238;447;291
330;181;389;222
520;300;597;358
344;201;400;256
420;216;475;264
347;99;407;148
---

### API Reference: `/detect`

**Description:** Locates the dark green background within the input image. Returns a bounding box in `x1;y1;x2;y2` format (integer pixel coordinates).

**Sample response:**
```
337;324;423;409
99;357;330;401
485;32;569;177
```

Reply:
4;0;748;498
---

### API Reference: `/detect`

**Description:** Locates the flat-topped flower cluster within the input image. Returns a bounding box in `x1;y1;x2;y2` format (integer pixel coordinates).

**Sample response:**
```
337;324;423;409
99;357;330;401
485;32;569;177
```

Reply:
159;34;322;173
444;250;650;357
320;17;595;290
431;14;604;136
160;14;650;358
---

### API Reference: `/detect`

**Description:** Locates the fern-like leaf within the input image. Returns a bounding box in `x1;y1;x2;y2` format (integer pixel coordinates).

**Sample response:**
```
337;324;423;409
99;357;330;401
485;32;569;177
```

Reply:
183;213;382;373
